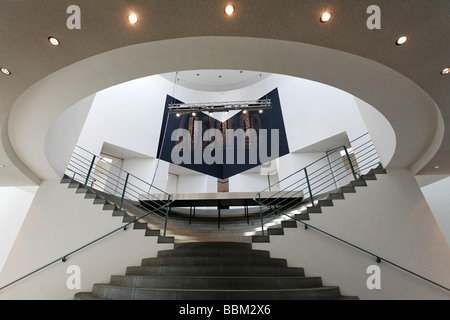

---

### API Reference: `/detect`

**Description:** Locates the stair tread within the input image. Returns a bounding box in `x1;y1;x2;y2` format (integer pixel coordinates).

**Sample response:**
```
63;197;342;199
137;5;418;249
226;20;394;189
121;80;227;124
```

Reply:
94;283;339;291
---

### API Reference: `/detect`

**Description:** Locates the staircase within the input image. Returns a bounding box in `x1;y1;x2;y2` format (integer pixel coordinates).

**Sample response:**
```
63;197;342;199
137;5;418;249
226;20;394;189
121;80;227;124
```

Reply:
60;175;175;244
252;165;387;243
74;242;357;300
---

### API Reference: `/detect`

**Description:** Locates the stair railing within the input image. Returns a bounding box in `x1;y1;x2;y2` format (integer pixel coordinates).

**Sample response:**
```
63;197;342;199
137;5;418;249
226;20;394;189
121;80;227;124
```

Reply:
254;133;381;236
0;146;174;292
66;145;173;236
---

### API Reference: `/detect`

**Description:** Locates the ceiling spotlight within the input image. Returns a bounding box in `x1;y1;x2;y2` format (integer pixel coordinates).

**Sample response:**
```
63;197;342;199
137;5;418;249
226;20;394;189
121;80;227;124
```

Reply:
176;113;180;117
1;67;11;75
242;110;247;114
192;112;196;116
48;36;60;46
128;13;138;24
259;110;263;114
320;11;331;23
441;67;449;75
396;36;408;45
434;165;440;169
224;4;235;16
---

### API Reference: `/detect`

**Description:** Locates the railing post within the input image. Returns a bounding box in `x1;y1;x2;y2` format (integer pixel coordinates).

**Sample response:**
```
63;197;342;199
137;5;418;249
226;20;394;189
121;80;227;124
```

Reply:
343;146;358;181
119;173;130;210
84;155;96;188
163;196;170;237
304;168;314;207
258;193;265;236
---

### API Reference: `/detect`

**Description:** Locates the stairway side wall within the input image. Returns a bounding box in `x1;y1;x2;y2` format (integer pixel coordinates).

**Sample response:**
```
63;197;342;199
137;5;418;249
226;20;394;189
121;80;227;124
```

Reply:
254;168;450;299
0;179;173;300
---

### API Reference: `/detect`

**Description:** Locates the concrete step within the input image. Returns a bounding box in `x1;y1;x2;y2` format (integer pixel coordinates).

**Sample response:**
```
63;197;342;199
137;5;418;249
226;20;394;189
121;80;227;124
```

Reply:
340;186;356;193
268;228;284;236
281;220;297;228
125;265;305;277
370;167;387;175
327;193;345;200
361;173;377;181
350;180;367;187
252;235;270;243
157;247;270;259
141;256;287;267
157;236;174;244
294;213;310;221
318;199;334;207
109;275;323;290
89;285;341;300
306;206;322;214
68;181;81;189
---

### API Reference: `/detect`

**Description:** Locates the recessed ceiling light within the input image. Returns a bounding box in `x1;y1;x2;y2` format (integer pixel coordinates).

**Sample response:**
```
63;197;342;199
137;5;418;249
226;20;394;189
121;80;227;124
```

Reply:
1;67;11;75
242;110;247;114
441;67;450;75
396;36;408;45
48;36;60;46
192;112;196;116
434;165;440;169
176;113;180;117
224;4;235;16
128;13;138;24
259;110;263;114
320;11;331;23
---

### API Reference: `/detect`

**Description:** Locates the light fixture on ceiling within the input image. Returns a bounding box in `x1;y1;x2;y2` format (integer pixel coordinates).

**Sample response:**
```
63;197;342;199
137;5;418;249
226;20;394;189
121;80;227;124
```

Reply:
242;110;247;114
168;99;272;115
1;67;11;75
441;67;449;75
224;4;235;16
396;36;408;45
128;13;138;24
48;36;60;46
176;113;180;117
192;112;197;116
434;165;440;169
259;109;263;114
320;11;331;23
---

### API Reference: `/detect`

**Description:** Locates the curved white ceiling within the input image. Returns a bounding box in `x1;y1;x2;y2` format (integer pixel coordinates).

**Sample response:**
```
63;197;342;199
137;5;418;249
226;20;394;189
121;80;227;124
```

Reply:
160;70;270;92
6;36;441;183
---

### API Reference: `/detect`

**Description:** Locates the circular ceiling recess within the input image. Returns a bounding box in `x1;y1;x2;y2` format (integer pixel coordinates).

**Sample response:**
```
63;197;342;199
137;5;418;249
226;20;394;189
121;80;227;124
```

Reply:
160;70;270;92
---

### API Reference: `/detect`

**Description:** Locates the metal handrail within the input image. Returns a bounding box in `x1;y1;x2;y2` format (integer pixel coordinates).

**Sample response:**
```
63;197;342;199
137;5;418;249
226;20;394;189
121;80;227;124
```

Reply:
66;148;172;222
254;133;380;233
253;133;449;293
0;145;175;292
0;195;171;292
281;211;450;292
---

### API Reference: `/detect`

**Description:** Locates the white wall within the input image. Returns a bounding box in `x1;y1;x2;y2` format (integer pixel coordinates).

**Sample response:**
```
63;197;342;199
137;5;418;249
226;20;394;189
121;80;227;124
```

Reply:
420;176;450;247
45;94;96;177
0;180;173;299
254;168;450;300
355;97;396;168
229;172;275;193
0;186;38;272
